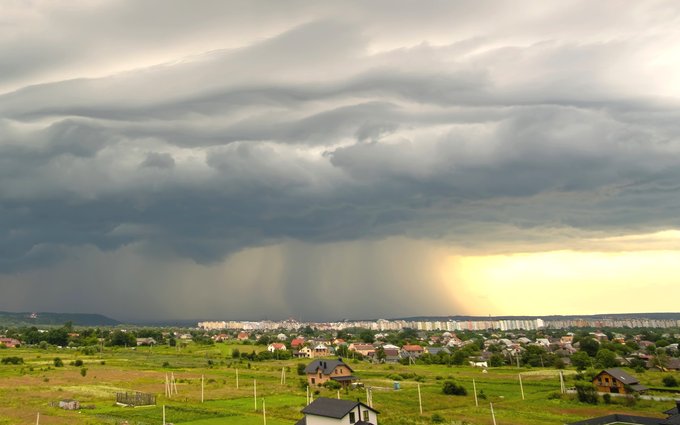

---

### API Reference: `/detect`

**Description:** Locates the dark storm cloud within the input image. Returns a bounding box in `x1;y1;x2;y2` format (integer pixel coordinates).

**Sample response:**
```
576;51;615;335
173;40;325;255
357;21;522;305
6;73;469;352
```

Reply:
2;1;680;319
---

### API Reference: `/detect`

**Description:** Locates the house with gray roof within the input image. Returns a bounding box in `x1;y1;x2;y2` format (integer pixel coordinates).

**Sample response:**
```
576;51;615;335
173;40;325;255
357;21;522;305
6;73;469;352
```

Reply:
305;358;356;388
295;397;378;425
592;368;648;394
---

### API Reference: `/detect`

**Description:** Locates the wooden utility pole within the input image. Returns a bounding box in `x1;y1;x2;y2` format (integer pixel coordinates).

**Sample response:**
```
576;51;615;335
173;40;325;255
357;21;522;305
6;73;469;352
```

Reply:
254;379;257;411
263;399;267;425
201;374;204;403
162;405;166;425
490;402;497;425
417;383;423;415
36;412;39;425
236;369;239;389
519;374;525;400
473;379;479;407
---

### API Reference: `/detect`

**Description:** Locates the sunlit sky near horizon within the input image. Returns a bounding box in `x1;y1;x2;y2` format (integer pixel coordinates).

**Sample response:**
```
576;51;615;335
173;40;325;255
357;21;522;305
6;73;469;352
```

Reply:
2;1;680;321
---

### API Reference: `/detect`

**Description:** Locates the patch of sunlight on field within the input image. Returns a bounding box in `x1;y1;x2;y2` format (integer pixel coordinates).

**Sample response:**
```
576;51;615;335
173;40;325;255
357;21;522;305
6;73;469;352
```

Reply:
61;384;128;397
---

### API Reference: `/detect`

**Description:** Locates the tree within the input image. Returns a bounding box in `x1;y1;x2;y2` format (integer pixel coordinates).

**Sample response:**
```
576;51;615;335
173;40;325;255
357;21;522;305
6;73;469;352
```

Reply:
442;380;467;396
53;357;64;367
595;349;618;368
575;381;598;404
662;375;678;387
579;338;600;357
375;346;386;363
109;330;135;347
359;330;375;343
297;363;306;376
489;354;506;367
571;351;592;371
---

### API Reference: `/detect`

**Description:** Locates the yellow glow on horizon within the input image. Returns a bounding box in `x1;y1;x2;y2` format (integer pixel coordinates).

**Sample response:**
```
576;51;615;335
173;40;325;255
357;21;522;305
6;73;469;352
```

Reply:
444;249;680;316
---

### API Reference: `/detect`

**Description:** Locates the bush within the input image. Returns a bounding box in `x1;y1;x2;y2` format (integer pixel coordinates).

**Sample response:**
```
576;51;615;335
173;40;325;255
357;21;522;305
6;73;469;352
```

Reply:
74;359;83;367
575;381;598;404
80;368;88;377
53;357;64;367
323;380;342;390
662;375;678;387
1;356;23;365
442;380;467;396
431;413;445;423
603;393;611;404
297;363;306;376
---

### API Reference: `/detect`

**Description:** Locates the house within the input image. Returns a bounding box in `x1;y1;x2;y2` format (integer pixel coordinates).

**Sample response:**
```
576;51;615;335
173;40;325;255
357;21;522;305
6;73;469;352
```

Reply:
267;343;287;352
382;348;401;363
313;343;331;357
295;397;378;425
424;347;450;356
59;399;80;410
276;333;287;341
212;333;230;342
0;338;21;348
291;338;306;349
401;345;424;358
237;332;250;341
592;368;648;394
305;358;356;388
296;346;313;358
568;401;680;425
349;343;375;357
136;337;157;346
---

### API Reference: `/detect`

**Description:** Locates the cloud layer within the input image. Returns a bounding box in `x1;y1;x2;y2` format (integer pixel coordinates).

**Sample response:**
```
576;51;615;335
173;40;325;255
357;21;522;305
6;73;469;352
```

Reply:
2;1;680;319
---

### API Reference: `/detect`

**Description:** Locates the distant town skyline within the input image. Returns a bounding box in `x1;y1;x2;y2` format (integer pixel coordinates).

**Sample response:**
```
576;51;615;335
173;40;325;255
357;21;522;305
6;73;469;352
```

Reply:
2;1;680;321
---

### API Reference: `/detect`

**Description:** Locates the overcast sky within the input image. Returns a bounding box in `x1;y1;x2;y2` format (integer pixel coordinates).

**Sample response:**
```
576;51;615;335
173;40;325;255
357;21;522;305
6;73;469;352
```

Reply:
2;1;680;322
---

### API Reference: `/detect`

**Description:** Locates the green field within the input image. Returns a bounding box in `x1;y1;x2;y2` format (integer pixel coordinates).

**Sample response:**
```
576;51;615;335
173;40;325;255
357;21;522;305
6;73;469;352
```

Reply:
0;344;676;424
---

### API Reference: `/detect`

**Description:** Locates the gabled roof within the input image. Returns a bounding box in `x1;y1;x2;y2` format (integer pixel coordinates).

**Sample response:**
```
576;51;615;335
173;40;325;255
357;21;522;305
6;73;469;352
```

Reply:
304;359;353;375
567;413;664;425
301;397;378;419
598;368;640;385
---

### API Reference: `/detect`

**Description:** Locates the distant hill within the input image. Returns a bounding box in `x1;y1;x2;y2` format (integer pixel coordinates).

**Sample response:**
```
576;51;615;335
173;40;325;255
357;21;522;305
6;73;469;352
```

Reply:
0;311;120;327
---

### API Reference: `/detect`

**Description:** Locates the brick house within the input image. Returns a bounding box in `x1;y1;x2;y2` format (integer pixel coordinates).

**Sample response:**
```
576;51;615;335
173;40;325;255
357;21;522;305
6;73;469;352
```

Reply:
305;358;356;387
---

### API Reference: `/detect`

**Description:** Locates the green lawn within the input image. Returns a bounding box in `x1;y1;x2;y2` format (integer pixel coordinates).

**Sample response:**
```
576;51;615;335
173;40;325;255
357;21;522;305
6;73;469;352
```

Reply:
1;345;678;425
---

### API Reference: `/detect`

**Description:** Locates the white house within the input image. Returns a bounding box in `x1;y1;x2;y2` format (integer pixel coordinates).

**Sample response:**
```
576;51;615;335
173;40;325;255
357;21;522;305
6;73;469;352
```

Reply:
267;343;287;352
295;398;378;425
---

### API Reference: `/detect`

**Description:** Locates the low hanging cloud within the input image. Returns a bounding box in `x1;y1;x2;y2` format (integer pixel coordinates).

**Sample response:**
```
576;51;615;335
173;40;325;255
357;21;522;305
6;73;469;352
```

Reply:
2;1;680;319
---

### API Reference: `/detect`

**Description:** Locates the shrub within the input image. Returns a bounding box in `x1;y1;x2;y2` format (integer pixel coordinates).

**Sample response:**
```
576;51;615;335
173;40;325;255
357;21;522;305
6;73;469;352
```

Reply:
477;389;487;400
323;380;342;390
80;368;88;377
431;413;445;423
662;375;678;387
74;359;83;367
1;356;23;365
603;393;611;404
442;380;467;396
297;363;306;376
575;381;598;404
162;361;170;368
53;357;64;367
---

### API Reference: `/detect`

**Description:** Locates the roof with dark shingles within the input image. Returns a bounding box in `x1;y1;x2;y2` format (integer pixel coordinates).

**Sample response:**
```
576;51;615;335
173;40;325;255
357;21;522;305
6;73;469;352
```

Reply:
301;397;378;419
304;359;353;375
567;413;665;425
599;368;641;385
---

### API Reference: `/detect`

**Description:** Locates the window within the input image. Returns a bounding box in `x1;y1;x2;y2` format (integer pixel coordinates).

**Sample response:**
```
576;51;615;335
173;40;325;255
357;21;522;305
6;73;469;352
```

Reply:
363;410;370;421
349;412;356;423
311;378;315;384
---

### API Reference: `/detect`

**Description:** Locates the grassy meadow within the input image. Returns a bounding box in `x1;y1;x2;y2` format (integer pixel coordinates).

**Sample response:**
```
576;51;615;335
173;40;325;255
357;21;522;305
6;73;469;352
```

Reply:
0;343;677;425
